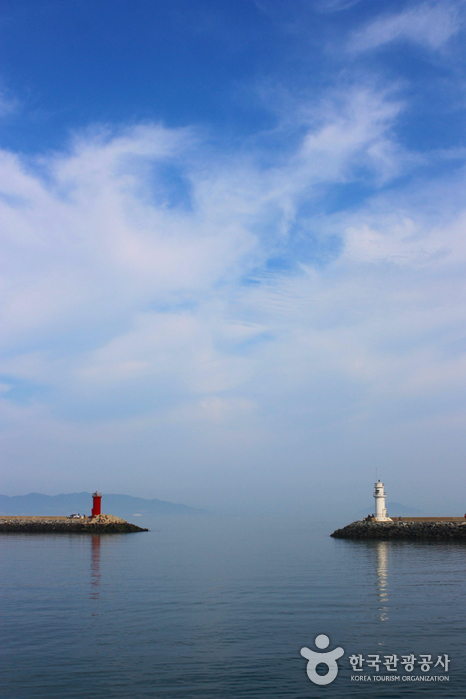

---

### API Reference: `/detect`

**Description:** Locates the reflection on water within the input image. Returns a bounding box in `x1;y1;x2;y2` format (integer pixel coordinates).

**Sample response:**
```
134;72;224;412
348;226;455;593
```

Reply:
2;519;466;698
90;535;101;600
375;541;389;622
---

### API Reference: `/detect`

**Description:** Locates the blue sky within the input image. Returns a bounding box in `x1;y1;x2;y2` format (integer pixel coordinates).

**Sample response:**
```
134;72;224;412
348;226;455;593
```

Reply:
1;0;466;515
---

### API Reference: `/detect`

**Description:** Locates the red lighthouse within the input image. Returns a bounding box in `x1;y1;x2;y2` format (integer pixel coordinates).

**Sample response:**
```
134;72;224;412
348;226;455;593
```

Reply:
91;492;102;518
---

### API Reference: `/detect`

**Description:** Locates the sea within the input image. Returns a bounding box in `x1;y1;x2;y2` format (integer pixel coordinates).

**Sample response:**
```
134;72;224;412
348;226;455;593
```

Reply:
1;514;465;699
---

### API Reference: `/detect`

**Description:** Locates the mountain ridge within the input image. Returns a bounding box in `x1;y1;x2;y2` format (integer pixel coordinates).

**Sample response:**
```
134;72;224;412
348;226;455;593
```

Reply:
357;502;423;517
0;492;203;517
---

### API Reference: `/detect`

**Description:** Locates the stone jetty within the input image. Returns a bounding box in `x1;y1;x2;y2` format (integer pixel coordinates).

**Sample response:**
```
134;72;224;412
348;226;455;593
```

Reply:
0;513;148;534
331;519;466;540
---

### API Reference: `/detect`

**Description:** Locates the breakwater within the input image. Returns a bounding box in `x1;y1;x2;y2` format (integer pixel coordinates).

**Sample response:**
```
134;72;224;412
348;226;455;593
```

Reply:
0;514;148;534
331;520;466;540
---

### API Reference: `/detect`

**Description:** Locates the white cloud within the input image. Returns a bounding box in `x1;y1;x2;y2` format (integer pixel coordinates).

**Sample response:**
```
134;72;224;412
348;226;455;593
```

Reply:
1;83;466;508
350;1;462;53
316;0;364;13
0;90;18;117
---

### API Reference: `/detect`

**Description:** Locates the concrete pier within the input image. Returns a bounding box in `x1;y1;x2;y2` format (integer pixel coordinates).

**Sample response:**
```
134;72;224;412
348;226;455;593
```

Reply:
0;514;148;534
331;519;466;540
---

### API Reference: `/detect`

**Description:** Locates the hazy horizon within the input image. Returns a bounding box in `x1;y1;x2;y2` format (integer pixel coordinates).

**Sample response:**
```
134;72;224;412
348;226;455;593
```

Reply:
1;1;466;517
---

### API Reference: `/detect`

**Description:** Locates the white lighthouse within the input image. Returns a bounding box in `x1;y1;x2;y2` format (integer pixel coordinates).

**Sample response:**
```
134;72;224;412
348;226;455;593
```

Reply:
373;480;392;522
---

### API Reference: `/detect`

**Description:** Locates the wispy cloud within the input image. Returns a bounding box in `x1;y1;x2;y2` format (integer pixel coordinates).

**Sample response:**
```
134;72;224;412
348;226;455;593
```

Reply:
1;78;466;507
349;1;463;53
0;86;401;366
316;0;365;13
0;89;19;117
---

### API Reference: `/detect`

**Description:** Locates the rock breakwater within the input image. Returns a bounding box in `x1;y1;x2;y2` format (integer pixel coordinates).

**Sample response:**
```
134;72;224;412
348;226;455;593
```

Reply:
331;520;466;540
0;513;148;534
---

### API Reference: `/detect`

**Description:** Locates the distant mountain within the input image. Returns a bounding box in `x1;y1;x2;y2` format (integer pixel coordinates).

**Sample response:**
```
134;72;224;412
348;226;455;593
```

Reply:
0;492;203;517
357;502;423;517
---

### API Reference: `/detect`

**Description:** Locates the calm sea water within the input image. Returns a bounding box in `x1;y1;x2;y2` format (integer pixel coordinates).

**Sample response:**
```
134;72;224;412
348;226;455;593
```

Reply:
1;514;465;698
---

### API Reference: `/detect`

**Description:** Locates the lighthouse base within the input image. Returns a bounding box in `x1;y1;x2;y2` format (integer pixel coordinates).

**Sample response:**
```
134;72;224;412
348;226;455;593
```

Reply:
373;516;393;522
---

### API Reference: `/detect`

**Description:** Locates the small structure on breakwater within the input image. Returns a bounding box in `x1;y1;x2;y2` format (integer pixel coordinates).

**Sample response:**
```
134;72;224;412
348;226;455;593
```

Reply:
331;479;466;540
373;480;392;522
91;491;102;518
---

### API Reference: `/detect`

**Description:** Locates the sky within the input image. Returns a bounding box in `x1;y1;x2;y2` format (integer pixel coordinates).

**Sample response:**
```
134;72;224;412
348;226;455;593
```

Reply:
1;0;466;516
